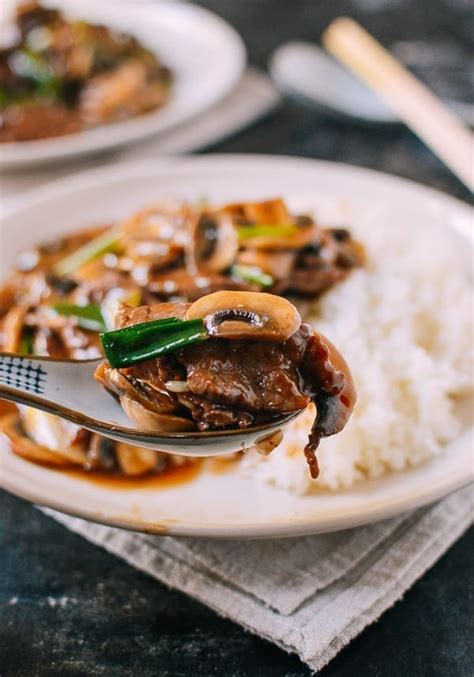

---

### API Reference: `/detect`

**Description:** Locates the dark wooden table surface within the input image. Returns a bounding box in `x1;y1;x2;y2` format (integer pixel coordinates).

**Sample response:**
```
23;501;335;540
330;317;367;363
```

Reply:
1;1;473;675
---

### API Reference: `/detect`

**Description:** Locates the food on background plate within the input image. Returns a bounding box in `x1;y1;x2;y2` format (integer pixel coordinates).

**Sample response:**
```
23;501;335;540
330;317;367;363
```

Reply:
95;292;356;477
0;197;362;481
0;1;172;142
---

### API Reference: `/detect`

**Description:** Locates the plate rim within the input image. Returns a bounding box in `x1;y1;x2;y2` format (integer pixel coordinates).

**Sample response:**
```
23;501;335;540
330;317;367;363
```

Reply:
1;455;473;538
2;154;472;225
1;154;472;538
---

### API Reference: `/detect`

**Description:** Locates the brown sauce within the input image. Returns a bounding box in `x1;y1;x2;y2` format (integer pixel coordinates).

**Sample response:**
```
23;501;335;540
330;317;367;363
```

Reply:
1;418;254;495
66;455;240;487
303;431;321;479
0;405;239;489
60;461;202;490
0;416;202;490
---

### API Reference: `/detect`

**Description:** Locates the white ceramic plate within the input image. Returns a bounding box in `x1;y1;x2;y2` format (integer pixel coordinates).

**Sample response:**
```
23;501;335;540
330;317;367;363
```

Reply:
1;155;472;538
0;1;245;168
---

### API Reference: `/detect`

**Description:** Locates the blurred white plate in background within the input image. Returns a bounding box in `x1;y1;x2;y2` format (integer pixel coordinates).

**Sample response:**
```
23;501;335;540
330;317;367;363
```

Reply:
0;155;472;538
0;0;246;168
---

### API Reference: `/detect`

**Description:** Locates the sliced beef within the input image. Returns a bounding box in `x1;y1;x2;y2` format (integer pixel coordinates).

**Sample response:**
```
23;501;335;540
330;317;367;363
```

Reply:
104;303;311;429
115;301;188;328
178;333;310;414
103;301;320;429
272;229;364;298
177;392;254;431
97;296;356;478
274;267;344;297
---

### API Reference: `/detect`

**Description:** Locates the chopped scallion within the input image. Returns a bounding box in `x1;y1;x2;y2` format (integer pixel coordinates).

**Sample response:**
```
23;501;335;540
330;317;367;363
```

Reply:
237;224;298;241
102;317;181;349
53;230;123;277
231;264;274;289
100;318;208;368
53;303;107;332
19;330;34;355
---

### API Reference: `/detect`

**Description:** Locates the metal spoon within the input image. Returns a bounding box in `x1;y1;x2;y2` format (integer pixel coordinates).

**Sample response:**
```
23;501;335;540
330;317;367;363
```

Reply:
269;41;474;127
0;353;300;457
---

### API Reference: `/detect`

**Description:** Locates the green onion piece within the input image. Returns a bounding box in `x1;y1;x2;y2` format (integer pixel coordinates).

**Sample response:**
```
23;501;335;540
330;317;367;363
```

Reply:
231;264;274;289
53;230;123;277
53;303;107;332
12;49;61;101
100;318;208;368
19;330;34;355
0;87;18;107
102;317;182;350
237;224;298;241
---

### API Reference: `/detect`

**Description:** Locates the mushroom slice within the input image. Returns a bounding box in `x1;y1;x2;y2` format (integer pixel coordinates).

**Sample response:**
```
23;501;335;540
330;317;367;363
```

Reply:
119;395;196;433
222;198;292;224
222;199;316;251
2;304;28;352
87;434;117;471
236;250;296;280
186;291;301;342
95;363;182;416
19;407;88;465
0;284;16;315
192;212;239;273
2;414;69;467
114;442;158;476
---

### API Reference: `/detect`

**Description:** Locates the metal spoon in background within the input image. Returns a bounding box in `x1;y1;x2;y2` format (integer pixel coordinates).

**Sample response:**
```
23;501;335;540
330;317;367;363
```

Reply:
269;40;474;127
0;353;299;457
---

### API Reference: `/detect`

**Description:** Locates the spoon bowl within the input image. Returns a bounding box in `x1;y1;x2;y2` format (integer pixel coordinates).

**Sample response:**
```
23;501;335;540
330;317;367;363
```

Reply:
0;353;302;457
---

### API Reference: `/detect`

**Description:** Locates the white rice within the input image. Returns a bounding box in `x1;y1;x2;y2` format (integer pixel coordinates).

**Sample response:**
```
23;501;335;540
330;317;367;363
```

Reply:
238;222;474;493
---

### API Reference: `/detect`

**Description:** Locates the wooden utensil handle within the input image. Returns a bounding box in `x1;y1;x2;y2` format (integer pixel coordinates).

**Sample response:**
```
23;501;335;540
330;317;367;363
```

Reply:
323;17;473;193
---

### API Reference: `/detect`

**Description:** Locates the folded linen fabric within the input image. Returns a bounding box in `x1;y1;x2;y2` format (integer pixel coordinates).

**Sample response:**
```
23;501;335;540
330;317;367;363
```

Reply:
42;485;472;672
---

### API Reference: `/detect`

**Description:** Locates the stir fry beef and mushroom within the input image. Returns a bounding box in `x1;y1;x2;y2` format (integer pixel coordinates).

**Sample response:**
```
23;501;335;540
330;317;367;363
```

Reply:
115;197;364;301
95;292;356;478
0;1;172;142
0;197;363;478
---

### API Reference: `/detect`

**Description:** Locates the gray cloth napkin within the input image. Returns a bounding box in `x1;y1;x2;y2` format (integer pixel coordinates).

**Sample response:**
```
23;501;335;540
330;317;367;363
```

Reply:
41;485;472;672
